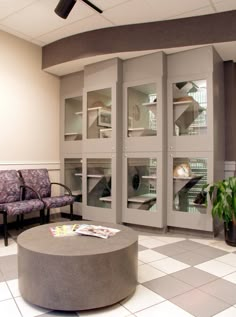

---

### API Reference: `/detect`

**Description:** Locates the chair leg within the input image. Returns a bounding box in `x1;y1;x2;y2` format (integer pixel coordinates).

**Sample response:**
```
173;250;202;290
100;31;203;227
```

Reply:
40;210;44;225
70;204;73;221
46;208;50;223
16;215;20;230
20;214;24;229
3;212;8;247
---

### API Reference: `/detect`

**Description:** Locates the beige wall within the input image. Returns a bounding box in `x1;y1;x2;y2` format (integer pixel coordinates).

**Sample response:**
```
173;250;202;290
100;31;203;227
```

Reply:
0;31;60;223
0;31;60;163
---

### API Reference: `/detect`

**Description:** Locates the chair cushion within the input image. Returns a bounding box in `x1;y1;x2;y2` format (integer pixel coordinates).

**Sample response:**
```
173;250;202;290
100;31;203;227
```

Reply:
0;199;44;216
42;195;75;209
19;169;51;199
0;170;21;204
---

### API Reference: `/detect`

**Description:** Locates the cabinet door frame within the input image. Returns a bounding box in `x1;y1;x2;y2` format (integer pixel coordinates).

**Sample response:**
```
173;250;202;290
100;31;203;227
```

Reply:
83;152;120;223
122;151;165;228
167;73;213;152
83;82;117;153
61;154;83;216
123;78;165;153
167;151;213;232
61;93;83;154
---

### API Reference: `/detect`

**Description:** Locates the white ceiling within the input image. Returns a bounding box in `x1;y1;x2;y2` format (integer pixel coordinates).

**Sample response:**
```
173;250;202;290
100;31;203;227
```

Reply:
1;0;236;75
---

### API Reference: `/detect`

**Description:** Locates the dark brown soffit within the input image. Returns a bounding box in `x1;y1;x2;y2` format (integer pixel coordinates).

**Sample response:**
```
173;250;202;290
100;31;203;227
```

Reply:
42;10;236;69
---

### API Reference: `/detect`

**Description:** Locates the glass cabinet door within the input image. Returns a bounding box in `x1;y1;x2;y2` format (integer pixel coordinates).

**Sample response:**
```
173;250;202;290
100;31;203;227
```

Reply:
127;158;157;211
127;83;157;137
87;158;112;209
87;88;112;139
64;96;83;141
64;158;82;202
173;80;207;137
173;157;207;213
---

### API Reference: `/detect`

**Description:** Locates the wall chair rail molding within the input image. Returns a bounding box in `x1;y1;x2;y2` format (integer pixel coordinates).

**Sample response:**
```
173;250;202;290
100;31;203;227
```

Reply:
0;162;60;171
42;10;236;71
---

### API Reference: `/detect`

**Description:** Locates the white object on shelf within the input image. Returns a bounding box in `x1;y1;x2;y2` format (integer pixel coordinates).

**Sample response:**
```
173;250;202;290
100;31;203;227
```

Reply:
99;196;112;202
74;173;82;176
75;111;83;115
128;194;156;203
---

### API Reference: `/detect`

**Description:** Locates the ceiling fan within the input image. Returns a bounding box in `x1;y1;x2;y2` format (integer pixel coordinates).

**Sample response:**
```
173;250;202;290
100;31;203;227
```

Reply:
55;0;103;19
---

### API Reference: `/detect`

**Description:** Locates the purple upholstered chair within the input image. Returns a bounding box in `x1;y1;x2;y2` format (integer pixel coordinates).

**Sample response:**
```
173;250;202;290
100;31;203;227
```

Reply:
0;170;45;246
19;169;75;223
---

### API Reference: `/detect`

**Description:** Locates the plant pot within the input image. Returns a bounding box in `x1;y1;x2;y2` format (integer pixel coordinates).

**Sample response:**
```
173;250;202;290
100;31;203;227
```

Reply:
224;222;236;246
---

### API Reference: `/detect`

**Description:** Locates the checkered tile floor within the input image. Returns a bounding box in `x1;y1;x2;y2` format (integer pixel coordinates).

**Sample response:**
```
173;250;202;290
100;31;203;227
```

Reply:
1;222;236;317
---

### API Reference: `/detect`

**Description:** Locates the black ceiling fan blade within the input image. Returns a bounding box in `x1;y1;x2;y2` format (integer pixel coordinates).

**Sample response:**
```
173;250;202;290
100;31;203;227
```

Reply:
81;0;103;14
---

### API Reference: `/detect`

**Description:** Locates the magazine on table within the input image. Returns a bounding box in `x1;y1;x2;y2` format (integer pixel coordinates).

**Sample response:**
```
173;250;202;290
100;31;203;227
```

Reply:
49;224;80;237
75;224;120;239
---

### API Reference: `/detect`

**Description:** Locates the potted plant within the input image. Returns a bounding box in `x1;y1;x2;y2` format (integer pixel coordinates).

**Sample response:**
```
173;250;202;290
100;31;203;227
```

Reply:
203;177;236;246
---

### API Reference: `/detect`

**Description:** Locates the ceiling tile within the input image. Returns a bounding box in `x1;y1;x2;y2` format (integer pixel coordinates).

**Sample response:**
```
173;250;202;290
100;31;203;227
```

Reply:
0;0;36;20
37;14;113;44
102;0;163;25
0;0;94;38
213;0;236;12
146;0;211;19
167;5;215;20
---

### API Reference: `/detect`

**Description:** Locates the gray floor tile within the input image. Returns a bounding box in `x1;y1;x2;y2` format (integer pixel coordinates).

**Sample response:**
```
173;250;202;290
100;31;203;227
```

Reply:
143;275;193;299
170;288;230;317
0;255;18;281
152;243;186;257
199;278;236;305
170;250;212;266
138;245;148;252
171;267;218;287
171;240;204;251
194;245;227;259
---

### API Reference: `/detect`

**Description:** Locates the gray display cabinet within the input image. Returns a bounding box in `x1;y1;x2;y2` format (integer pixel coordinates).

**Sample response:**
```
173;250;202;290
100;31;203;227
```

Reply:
122;52;167;228
82;58;123;223
167;46;225;232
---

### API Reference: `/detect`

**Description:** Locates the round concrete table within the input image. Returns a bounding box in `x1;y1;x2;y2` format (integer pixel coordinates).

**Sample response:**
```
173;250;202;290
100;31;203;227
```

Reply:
17;221;138;311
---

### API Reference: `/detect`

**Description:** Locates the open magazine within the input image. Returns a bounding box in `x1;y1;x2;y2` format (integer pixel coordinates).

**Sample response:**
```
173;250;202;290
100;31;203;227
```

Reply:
49;223;120;239
75;224;120;239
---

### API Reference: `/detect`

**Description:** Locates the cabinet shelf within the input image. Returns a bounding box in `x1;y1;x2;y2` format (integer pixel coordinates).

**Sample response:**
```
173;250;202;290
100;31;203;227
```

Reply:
128;194;156;203
142;102;157;107
72;190;82;196
142;175;156;179
173;175;203;194
87;107;103;112
64;132;79;136
74;173;82;176
99;196;112;202
74;111;83;115
128;128;156;137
